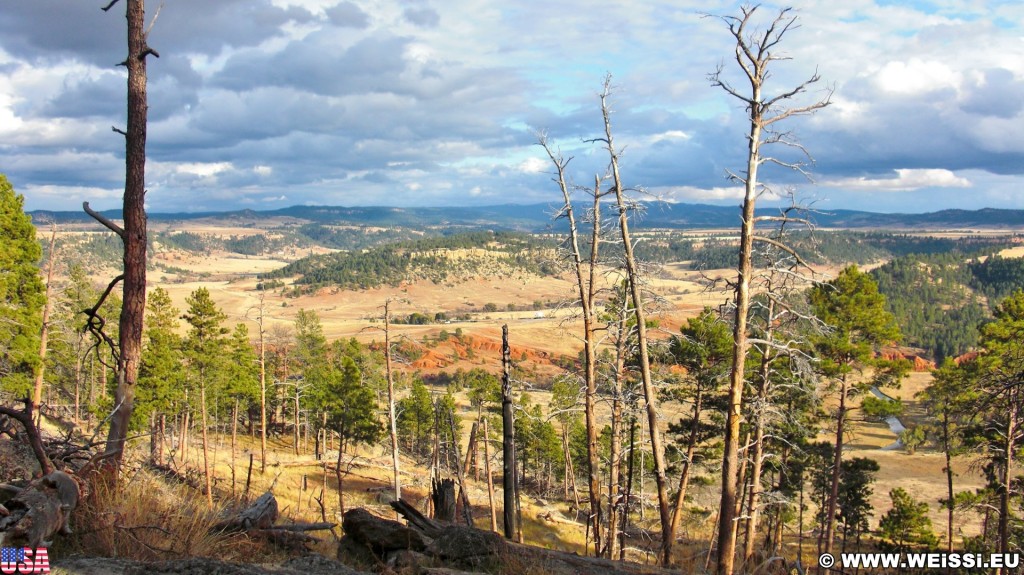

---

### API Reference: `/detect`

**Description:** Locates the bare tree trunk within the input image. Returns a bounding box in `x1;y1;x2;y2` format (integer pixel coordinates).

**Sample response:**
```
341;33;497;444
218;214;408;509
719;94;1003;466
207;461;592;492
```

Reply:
823;375;848;555
708;8;830;574
232;397;239;498
942;408;954;556
605;298;628;560
257;294;268;474
293;386;300;456
448;410;473;527
539;136;603;555
179;401;189;466
620;414;637;562
743;380;768;566
157;412;165;466
32;226;58;420
501;324;517;540
93;0;153;470
998;403;1016;575
200;376;213;507
74;352;82;423
384;300;402;503
599;80;672;566
667;388;703;556
483;417;497;532
337;436;346;517
464;421;478;478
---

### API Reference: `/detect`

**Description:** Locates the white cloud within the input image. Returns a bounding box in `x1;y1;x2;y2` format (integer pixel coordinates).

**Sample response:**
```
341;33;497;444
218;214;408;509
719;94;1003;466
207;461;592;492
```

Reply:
874;59;961;95
824;169;972;191
518;157;548;174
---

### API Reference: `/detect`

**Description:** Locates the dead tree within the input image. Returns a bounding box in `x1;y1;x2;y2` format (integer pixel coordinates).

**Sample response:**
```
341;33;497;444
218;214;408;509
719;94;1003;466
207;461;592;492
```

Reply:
539;134;605;555
708;7;831;575
32;225;59;419
384;299;402;503
500;324;517;540
84;0;158;470
595;77;673;566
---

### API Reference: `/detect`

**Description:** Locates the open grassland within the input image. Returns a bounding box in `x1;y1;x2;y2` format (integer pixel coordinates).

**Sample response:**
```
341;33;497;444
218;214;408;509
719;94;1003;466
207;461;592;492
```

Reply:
40;221;1024;558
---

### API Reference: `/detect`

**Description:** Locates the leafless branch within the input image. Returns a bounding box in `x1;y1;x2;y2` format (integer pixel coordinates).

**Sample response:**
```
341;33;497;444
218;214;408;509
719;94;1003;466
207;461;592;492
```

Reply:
83;202;125;238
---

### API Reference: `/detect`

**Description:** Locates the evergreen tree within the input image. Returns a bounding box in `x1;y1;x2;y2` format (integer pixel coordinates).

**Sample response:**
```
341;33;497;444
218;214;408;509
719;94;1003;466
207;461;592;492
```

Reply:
879;487;939;552
182;287;229;506
810;265;905;554
136;287;185;462
959;289;1024;559
315;355;381;514
397;377;433;459
665;307;731;542
0;174;45;396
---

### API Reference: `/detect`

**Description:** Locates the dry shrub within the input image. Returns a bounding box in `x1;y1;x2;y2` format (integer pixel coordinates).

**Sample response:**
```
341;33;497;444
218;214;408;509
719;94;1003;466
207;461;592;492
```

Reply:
58;468;282;563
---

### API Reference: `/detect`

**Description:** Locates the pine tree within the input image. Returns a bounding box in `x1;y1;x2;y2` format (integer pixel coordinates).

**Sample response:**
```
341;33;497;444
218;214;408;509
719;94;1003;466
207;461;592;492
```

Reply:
136;287;184;463
879;487;939;553
315;355;381;515
182;287;229;506
0;174;45;396
810;265;905;555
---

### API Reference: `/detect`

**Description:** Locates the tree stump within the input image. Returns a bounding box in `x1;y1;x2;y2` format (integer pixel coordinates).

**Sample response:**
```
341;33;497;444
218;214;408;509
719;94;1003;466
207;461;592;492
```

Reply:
431;478;456;524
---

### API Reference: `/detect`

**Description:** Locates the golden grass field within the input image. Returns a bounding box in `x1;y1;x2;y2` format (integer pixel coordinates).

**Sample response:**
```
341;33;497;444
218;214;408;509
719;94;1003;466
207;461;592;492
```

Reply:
42;223;1024;557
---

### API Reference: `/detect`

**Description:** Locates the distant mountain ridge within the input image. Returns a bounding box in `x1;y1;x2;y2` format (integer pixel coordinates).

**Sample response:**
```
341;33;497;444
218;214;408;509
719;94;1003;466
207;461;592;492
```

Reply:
30;203;1024;230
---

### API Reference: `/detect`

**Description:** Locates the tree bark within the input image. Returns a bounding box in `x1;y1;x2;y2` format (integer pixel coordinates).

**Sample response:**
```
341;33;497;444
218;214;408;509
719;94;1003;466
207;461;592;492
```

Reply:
667;388;702;556
483;417;497;532
99;0;151;470
200;375;213;507
539;137;603;554
384;300;402;503
501;324;517;540
32;226;58;418
600;82;672;566
823;375;848;555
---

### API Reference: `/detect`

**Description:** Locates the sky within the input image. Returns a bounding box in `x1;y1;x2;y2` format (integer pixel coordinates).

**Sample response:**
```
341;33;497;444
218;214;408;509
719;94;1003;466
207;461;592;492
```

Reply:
1;0;1022;214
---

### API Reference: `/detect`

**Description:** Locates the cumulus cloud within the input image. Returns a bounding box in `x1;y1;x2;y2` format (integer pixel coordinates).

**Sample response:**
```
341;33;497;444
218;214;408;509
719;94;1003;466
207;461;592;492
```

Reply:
1;1;1022;213
823;169;972;192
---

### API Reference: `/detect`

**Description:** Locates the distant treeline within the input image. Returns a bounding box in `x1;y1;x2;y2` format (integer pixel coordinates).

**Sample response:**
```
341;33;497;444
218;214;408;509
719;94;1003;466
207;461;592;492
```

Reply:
263;231;559;291
871;248;1024;362
636;231;1017;270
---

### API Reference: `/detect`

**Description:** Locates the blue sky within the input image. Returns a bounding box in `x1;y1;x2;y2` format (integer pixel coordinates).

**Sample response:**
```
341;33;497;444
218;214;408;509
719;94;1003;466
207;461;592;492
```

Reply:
1;0;1022;214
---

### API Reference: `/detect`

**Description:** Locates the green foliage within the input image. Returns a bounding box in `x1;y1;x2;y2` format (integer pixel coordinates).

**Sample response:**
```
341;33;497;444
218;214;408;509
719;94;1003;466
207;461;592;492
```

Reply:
223;323;260;404
182;287;230;396
665;307;731;478
970;255;1024;305
159;231;209;253
264;231;557;290
313;356;381;451
836;457;880;543
871;252;987;362
293;309;327;374
397;378;434;460
811;266;902;379
135;287;185;429
861;395;904;420
0;174;44;396
879;487;939;551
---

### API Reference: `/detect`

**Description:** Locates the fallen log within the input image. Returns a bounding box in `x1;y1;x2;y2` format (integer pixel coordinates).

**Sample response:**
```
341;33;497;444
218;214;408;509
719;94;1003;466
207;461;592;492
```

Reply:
342;507;429;554
0;470;82;548
212;491;278;532
270;522;335;532
385;501;678;575
390;498;442;537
